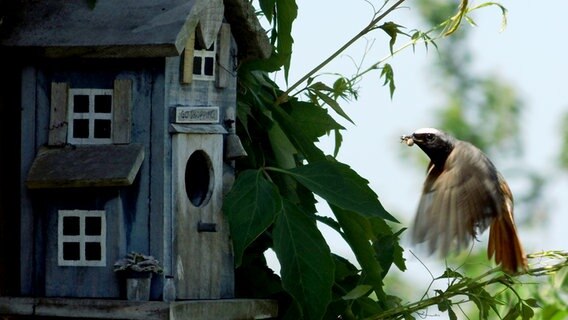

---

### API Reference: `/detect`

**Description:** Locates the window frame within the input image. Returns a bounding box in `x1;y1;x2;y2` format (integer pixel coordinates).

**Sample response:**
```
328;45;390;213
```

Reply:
67;88;114;145
192;42;216;81
57;209;107;267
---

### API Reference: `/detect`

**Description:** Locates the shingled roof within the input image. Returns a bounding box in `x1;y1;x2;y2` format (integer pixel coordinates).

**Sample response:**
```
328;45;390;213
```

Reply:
1;0;270;61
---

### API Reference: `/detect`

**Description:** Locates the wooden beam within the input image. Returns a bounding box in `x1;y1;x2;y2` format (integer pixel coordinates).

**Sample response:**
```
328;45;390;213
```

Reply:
0;297;278;320
181;33;195;84
48;82;69;146
216;23;232;88
112;79;132;144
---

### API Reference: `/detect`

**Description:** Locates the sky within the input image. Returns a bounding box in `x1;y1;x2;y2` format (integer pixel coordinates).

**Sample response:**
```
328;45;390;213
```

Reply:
262;0;568;312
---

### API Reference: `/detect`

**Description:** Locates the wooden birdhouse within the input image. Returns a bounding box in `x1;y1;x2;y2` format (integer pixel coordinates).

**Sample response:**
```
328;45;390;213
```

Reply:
0;0;276;318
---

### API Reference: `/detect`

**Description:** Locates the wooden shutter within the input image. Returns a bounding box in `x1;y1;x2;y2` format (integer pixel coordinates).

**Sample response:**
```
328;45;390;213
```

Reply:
49;82;69;146
216;23;231;88
181;32;196;84
112;79;132;144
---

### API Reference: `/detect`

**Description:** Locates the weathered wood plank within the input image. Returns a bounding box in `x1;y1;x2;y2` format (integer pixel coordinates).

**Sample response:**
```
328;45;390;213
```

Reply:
170;299;278;320
48;82;69;146
216;23;232;88
26;144;144;189
0;297;278;320
20;66;37;295
181;32;195;84
113;79;133;144
172;133;232;299
197;0;224;50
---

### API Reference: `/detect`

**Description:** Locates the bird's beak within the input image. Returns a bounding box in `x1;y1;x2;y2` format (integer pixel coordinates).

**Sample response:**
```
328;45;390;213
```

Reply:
401;134;415;146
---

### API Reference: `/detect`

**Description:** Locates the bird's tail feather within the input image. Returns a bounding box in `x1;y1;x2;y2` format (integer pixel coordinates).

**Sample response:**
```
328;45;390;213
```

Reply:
487;213;527;273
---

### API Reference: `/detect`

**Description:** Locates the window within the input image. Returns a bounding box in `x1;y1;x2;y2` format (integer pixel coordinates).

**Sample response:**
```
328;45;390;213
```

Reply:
67;89;113;145
193;40;216;81
58;210;106;267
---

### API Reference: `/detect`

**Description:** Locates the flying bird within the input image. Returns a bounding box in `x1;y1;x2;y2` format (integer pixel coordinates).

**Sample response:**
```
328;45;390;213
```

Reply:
401;128;528;273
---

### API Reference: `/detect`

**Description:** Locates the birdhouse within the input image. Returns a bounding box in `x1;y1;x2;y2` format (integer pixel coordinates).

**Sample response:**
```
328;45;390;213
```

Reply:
0;0;276;318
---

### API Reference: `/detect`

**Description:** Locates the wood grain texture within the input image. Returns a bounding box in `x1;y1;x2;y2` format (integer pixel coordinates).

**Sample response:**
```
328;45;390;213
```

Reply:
112;79;132;144
48;82;69;146
26;144;144;189
216;23;232;88
172;133;234;299
182;32;196;84
0;297;278;319
197;0;224;49
19;66;38;295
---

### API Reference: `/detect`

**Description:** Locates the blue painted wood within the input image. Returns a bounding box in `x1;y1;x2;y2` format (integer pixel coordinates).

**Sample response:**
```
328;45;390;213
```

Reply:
148;62;170;300
20;65;37;296
16;32;239;299
43;189;123;297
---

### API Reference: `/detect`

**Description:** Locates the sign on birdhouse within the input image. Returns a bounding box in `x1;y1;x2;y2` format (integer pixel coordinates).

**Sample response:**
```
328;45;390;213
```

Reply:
174;106;220;124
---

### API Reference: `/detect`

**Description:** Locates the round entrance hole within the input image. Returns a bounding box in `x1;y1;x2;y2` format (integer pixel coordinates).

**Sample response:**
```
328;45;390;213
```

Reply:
185;150;214;207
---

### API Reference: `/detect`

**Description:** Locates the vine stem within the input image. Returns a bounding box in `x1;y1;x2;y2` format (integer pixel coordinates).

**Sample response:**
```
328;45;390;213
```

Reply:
278;0;407;103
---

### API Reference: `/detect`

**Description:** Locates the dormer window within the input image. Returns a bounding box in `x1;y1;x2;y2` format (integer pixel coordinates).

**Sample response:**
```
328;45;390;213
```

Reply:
193;41;216;81
68;89;113;145
181;23;232;87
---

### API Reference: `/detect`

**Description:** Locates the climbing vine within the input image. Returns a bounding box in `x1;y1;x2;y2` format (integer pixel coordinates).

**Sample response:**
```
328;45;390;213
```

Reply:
223;1;568;319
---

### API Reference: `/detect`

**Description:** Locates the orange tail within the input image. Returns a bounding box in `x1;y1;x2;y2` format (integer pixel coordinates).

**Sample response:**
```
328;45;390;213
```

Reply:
487;214;528;273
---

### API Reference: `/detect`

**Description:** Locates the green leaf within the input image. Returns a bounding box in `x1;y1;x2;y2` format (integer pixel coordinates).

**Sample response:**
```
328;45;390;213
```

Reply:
333;206;386;301
311;88;355;124
278;160;397;222
373;224;407;275
524;298;539;308
380;63;396;99
447;307;458;320
444;0;468;36
315;215;342;234
223;170;282;266
267;118;298;172
258;0;276;23
470;2;508;32
333;128;343;158
273;200;334;320
343;285;373;300
286;100;344;142
438;268;464;279
378;21;406;54
502;304;521;320
275;0;297;80
271;105;327;162
520;303;534;320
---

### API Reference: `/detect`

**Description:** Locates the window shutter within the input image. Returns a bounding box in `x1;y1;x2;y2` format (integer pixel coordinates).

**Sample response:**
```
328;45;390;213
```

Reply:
112;79;132;144
181;32;196;84
49;82;69;146
216;23;231;88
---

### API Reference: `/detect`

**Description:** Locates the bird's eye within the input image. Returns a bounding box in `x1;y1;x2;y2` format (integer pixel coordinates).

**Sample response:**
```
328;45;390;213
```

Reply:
426;133;435;141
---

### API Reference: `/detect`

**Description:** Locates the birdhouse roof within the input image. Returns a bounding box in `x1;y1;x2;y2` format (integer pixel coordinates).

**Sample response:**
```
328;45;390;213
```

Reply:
1;0;271;60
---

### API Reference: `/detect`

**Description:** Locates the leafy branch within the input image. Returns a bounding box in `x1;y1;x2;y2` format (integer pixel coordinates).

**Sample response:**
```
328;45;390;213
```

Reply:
370;251;568;320
278;0;407;102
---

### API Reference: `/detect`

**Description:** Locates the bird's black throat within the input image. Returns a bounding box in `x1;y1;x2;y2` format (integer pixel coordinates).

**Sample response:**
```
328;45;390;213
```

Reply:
417;139;455;168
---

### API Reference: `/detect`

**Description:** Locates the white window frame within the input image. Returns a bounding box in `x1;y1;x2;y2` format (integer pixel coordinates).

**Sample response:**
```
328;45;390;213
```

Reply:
58;209;107;267
67;89;113;145
193;42;216;81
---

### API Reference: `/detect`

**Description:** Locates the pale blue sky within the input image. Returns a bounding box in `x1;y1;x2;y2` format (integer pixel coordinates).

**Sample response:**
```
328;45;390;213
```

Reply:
265;0;568;306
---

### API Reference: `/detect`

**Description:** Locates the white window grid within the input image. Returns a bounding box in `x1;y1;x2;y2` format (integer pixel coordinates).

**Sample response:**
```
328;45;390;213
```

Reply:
68;89;113;145
58;210;107;267
193;43;216;81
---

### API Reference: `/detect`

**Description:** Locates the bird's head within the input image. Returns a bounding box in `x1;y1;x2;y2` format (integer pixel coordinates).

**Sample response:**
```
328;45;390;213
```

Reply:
401;128;456;165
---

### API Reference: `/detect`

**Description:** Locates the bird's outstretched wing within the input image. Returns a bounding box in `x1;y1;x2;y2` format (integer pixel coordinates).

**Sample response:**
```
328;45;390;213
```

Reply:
412;141;504;256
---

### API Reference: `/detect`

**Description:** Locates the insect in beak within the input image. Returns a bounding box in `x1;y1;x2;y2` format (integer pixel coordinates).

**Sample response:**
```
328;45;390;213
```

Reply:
400;135;414;146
